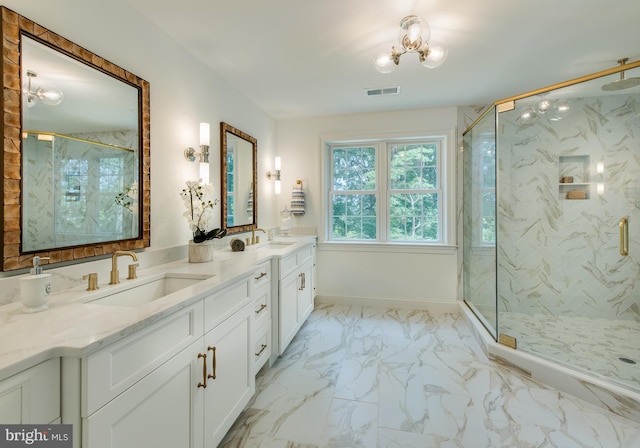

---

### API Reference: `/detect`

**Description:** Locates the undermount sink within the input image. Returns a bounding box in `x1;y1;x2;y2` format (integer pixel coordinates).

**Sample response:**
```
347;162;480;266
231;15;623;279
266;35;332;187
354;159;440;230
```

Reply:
245;240;296;251
84;272;214;307
266;241;295;248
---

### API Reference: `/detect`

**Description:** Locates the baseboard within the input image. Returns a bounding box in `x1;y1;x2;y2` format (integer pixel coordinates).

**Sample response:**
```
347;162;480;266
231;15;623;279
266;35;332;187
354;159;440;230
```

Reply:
315;294;459;313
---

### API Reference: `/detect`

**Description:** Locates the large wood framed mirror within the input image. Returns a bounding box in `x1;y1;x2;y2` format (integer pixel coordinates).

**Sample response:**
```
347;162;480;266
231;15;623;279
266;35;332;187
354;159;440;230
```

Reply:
220;122;257;235
1;7;151;271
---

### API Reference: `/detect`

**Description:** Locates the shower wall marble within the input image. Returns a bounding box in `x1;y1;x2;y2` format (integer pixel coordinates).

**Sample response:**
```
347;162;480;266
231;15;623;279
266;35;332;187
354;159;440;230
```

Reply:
497;94;640;321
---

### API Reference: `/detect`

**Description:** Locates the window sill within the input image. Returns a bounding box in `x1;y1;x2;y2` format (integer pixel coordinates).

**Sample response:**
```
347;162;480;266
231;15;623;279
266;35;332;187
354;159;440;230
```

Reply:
318;241;457;255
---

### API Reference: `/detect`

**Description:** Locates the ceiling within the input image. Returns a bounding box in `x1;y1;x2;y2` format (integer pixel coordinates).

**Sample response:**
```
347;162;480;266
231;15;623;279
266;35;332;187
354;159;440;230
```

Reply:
124;0;640;120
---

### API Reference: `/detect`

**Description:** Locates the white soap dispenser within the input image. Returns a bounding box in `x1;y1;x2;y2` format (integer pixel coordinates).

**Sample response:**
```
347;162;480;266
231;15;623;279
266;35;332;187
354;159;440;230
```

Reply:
20;256;52;313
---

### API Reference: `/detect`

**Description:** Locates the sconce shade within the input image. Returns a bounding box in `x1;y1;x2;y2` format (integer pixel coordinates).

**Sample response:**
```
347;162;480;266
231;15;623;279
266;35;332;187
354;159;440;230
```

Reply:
200;122;210;146
199;162;210;184
184;122;211;184
267;157;282;195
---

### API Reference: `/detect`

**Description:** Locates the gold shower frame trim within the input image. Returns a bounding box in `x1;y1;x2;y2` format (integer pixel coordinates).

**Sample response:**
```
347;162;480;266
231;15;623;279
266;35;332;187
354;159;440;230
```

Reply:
463;58;640;136
22;130;135;152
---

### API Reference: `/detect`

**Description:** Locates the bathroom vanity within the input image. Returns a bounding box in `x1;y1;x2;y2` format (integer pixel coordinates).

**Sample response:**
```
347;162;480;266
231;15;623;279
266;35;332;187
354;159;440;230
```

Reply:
0;236;316;448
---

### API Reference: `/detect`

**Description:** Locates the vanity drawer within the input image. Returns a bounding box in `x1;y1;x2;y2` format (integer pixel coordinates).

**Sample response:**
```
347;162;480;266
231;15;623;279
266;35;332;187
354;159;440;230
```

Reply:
82;302;203;416
253;288;271;330
252;261;271;292
204;276;251;332
253;321;271;374
280;244;313;279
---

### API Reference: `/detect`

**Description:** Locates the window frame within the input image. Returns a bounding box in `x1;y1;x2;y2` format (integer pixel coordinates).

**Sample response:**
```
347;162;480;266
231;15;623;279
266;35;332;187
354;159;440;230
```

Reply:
322;129;456;248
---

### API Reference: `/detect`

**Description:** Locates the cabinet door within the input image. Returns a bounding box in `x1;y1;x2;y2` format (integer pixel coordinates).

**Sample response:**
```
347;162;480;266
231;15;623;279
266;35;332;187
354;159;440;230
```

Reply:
84;341;204;448
297;261;314;324
203;303;253;448
278;269;300;354
0;358;60;424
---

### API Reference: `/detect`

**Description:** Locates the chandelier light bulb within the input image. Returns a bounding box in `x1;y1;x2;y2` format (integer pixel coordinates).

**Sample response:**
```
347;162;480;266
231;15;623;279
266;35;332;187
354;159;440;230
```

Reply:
373;44;398;73
537;100;552;114
24;71;64;106
420;41;448;69
399;15;430;51
37;88;64;105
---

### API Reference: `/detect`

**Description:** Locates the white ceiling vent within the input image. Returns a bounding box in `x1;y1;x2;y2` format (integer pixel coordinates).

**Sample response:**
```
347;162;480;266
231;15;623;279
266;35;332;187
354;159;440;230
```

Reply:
365;86;400;96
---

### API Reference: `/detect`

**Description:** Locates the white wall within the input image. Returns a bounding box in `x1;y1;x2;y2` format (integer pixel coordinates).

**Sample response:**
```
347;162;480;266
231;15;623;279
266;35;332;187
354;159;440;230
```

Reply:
1;1;465;311
2;0;278;253
0;0;279;301
276;108;460;308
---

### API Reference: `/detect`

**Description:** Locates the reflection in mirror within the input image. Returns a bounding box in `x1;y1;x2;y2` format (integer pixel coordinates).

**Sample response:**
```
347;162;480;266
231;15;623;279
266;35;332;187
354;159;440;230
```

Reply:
0;7;150;271
220;122;257;235
22;36;140;252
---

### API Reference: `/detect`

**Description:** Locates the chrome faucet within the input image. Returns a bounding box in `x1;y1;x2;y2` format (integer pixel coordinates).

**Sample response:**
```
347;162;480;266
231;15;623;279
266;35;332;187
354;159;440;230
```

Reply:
251;228;266;245
109;251;139;285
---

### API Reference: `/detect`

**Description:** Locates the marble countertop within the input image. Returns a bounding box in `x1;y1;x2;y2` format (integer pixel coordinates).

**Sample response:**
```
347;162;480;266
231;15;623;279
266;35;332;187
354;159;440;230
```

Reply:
0;236;316;380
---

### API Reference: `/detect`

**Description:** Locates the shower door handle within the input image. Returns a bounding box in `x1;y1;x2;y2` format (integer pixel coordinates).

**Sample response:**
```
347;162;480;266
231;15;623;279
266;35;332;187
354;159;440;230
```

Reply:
619;217;629;256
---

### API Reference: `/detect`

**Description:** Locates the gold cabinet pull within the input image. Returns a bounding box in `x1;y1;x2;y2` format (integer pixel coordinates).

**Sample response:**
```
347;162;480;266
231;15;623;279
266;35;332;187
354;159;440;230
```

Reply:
254;272;267;280
197;353;207;388
302;272;306;289
298;273;304;291
255;303;267;314
620;217;629;256
255;343;267;357
207;346;217;380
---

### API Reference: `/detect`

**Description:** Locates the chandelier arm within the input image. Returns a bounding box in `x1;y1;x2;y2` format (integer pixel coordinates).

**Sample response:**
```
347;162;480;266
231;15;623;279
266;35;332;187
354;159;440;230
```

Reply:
391;46;406;65
418;46;430;63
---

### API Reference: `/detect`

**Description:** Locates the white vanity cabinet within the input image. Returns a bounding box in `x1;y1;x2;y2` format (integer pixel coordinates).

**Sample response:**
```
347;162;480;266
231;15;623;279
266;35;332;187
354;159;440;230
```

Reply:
0;358;60;424
276;242;315;356
83;275;254;448
251;260;272;373
82;302;204;448
202;277;254;447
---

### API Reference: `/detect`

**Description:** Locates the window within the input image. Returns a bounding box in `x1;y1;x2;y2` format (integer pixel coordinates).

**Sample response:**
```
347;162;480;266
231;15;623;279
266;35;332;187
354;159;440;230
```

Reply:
328;135;449;244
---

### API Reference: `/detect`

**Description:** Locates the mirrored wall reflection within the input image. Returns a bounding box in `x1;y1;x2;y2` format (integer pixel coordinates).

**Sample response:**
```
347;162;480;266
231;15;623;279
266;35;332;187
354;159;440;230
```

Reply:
22;132;138;252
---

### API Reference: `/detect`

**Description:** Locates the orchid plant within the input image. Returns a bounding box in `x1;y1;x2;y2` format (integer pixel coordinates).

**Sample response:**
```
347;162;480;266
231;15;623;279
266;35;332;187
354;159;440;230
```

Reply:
180;180;226;243
115;181;138;213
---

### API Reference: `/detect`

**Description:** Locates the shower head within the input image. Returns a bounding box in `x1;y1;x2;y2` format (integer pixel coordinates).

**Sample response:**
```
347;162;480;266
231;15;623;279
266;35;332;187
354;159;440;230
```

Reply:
601;58;640;91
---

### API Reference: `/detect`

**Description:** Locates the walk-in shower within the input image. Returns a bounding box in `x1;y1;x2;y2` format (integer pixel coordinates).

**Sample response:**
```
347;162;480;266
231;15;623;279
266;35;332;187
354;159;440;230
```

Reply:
463;59;640;398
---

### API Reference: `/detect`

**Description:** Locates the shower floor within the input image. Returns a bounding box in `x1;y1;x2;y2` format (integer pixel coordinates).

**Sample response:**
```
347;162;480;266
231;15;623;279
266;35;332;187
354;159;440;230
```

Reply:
498;312;640;393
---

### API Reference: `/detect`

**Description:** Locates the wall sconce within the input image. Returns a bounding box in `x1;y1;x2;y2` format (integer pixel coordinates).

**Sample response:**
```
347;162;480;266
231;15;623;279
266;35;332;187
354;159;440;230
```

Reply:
267;157;282;195
184;123;210;184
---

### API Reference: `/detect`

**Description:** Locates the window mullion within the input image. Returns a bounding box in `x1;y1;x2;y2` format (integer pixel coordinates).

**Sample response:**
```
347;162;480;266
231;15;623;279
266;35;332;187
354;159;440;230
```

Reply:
379;142;388;242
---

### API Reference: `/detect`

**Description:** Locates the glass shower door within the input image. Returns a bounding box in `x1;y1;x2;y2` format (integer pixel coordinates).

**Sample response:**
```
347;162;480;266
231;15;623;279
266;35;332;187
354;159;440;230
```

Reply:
463;108;498;339
495;69;640;391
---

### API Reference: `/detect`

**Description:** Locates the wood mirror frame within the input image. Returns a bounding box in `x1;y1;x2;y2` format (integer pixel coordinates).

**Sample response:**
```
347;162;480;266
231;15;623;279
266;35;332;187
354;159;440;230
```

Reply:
0;7;151;271
220;122;257;235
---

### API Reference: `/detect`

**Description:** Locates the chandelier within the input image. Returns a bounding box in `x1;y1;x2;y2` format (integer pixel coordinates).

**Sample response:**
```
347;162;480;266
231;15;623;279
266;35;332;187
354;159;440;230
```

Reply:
374;15;448;74
24;70;64;107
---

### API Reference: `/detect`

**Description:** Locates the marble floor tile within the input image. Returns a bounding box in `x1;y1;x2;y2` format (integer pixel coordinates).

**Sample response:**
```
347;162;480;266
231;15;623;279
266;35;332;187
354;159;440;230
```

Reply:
220;304;640;447
499;312;640;391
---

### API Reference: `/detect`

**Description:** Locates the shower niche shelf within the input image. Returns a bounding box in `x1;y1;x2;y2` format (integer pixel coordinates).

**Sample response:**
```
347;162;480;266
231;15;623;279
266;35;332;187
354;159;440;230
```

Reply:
558;155;590;200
